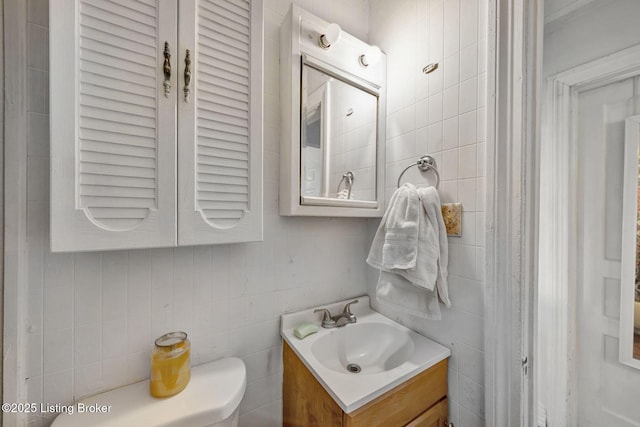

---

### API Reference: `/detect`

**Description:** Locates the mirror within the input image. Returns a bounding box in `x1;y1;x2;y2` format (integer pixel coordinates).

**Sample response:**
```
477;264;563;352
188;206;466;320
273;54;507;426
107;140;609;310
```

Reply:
620;115;640;368
280;5;386;217
301;64;378;204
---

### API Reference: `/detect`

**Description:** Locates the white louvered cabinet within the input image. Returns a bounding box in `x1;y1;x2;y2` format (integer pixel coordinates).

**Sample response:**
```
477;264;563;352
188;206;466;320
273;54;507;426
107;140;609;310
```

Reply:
177;0;263;245
50;0;263;252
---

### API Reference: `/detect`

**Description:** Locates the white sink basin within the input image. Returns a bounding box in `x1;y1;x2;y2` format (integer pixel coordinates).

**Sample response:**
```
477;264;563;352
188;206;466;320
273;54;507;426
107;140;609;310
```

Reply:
281;296;450;413
310;322;415;374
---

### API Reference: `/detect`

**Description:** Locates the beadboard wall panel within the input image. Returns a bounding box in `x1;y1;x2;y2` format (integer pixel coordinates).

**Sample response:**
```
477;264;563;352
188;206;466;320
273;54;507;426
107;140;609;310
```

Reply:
24;0;369;426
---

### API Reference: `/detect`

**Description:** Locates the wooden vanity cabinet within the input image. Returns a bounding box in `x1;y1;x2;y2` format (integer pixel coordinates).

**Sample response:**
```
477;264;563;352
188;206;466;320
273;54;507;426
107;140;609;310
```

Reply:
283;343;449;427
405;399;448;427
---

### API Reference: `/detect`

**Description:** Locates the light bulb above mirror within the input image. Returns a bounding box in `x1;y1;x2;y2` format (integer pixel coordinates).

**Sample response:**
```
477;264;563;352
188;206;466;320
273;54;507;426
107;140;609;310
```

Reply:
359;45;382;67
319;23;342;49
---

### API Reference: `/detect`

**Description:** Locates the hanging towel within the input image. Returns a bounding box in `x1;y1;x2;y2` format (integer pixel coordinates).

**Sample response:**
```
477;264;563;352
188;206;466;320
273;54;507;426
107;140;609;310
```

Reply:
367;185;450;319
336;189;356;199
419;186;450;307
376;270;442;320
390;186;440;291
366;184;420;270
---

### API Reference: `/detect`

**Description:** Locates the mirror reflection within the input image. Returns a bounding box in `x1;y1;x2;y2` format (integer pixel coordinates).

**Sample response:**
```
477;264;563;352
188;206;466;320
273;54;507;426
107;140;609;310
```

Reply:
621;114;640;366
301;64;378;203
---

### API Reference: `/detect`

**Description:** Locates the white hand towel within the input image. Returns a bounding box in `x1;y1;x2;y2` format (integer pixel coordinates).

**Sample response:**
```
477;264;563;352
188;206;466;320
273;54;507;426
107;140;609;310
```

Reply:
390;186;440;291
336;189;356;199
376;270;442;320
367;185;451;319
366;184;420;270
419;187;450;307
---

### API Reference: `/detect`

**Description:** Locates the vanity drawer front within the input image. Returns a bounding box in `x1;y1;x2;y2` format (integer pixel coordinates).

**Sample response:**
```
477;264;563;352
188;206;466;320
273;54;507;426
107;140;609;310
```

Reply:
343;359;448;427
405;398;448;427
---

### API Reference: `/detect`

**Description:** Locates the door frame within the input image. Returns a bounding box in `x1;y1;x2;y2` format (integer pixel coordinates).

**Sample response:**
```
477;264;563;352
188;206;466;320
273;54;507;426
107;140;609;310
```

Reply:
487;0;543;425
539;43;640;426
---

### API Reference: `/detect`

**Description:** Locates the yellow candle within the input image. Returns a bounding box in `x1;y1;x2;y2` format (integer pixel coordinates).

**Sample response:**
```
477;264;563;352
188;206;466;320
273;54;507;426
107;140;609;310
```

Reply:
150;332;191;398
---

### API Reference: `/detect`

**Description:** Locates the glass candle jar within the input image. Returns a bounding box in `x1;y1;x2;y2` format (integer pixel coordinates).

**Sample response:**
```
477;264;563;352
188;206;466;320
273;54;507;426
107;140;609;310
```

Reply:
150;331;191;398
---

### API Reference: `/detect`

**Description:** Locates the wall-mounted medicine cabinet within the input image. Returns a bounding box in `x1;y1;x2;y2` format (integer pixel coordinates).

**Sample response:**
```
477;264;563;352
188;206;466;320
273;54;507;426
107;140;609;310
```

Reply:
279;5;386;217
50;0;264;252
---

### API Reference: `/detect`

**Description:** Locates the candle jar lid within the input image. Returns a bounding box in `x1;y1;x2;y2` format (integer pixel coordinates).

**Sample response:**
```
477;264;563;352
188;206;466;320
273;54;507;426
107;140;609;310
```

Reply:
154;331;188;351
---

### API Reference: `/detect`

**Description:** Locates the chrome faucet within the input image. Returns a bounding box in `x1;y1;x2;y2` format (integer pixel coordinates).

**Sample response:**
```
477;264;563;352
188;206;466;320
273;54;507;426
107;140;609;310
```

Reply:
313;300;359;328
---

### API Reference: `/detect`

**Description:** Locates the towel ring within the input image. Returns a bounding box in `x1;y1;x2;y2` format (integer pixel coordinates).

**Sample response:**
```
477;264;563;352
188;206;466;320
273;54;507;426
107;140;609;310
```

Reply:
396;155;440;189
336;171;354;199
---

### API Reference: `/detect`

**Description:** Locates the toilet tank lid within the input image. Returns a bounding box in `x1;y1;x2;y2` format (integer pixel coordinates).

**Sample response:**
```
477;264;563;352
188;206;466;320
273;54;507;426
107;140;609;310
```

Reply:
51;357;246;427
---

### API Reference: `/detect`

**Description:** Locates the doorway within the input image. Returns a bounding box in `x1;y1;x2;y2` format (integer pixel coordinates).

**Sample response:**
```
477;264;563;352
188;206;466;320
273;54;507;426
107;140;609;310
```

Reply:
574;76;640;426
538;46;640;427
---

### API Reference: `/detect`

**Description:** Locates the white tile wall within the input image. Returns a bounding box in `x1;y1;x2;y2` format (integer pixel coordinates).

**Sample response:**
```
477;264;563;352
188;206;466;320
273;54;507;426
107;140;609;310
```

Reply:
24;1;371;426
328;82;378;199
369;0;488;426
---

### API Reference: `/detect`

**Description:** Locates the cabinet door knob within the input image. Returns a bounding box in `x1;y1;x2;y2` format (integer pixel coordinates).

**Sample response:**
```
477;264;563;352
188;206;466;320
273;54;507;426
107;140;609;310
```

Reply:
163;42;171;97
184;49;192;102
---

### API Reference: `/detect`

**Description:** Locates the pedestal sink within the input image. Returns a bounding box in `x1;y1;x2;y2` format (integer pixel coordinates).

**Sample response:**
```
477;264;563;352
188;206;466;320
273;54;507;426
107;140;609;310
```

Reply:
280;296;450;413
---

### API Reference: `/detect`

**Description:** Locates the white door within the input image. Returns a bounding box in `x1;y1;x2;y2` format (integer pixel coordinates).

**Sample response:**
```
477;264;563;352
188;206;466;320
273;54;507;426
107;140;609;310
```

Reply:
50;0;178;252
177;0;263;246
576;76;640;426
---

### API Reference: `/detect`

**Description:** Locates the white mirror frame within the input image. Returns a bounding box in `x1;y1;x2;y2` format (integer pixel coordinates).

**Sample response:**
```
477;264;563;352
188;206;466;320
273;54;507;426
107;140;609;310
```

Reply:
299;57;381;210
619;115;640;369
279;4;386;217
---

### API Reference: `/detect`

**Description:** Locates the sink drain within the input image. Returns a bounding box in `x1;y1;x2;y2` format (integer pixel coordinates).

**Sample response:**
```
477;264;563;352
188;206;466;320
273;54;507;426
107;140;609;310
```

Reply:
346;363;361;373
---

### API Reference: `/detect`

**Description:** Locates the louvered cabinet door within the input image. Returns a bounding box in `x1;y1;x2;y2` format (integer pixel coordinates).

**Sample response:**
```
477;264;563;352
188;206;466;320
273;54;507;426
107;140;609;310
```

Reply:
177;0;263;245
50;0;178;252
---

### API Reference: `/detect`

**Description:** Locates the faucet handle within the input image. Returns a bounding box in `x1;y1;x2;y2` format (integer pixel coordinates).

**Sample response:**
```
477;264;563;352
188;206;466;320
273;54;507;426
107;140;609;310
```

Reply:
314;308;336;327
342;299;359;314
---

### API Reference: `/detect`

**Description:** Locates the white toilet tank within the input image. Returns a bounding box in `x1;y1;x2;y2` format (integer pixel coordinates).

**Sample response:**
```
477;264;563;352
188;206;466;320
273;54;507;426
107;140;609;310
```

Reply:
51;357;246;427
